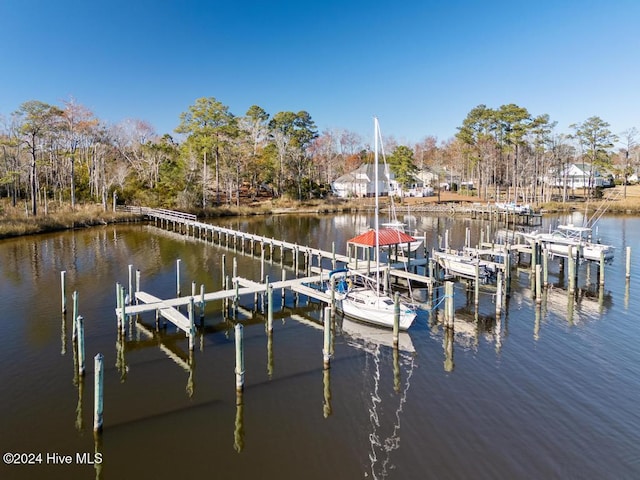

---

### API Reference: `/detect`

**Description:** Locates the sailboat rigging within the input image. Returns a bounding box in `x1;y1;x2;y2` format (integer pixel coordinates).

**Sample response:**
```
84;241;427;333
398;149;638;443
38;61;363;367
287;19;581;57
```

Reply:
327;117;417;330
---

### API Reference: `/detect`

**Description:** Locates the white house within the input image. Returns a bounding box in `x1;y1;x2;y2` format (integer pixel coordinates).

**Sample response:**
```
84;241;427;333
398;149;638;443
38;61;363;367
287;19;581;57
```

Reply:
546;163;614;189
332;163;398;198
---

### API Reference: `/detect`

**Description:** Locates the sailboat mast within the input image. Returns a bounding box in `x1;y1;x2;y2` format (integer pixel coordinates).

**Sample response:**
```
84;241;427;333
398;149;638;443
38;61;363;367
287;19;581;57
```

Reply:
374;117;380;290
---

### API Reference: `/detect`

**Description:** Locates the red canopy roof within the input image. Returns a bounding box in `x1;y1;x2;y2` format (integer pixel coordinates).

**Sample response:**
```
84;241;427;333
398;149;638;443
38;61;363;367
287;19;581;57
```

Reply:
347;228;416;247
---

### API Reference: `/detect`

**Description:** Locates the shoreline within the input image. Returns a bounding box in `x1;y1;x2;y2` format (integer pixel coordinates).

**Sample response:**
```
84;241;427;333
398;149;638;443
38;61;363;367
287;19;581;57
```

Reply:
2;188;640;240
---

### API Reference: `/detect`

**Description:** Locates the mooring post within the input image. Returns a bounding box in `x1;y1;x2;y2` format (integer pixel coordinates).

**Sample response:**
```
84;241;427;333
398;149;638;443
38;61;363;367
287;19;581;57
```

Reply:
176;259;181;297
135;269;141;304
281;268;286;305
393;293;400;347
61;270;67;314
599;251;605;287
331;241;336;270
72;291;79;341
200;284;205;324
93;353;104;434
115;282;121;330
128;264;133;301
504;247;512;296
77;315;85;376
323;306;332;368
495;271;503;317
188;297;195;351
626;246;632;279
542;248;549;287
222;254;227;289
267;283;273;333
568;245;575;294
474;263;480;306
235;323;244;391
535;264;542;304
233;278;239;317
445;281;454;327
118;284;126;333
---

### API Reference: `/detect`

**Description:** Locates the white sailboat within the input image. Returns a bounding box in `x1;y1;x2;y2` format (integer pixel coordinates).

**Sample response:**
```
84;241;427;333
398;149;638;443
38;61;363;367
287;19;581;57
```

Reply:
327;118;417;330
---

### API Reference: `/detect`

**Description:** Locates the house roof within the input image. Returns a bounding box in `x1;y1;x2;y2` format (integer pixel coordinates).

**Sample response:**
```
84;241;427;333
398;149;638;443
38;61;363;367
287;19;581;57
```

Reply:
347;228;416;247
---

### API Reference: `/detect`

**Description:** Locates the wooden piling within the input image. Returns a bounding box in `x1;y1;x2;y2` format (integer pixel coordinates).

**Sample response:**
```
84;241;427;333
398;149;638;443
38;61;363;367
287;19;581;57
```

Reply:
535;264;542;304
626;246;631;279
61;270;67;314
444;281;454;326
128;264;133;300
77;315;85;376
323;306;332;368
474;262;480;306
568;245;575;294
599;251;605;287
93;353;104;433
495;271;503;317
188;297;195;351
176;259;181;297
135;269;141;304
267;283;273;333
235;323;244;391
393;293;400;347
200;284;205;323
222;254;227;289
72;291;79;341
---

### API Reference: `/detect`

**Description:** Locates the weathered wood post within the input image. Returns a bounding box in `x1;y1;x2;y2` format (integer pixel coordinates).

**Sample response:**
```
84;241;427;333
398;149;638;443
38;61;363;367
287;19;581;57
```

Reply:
495;271;503;317
281;268;286;305
94;353;104;434
504;246;512;296
444;281;454;327
474;263;480;306
626;246;632;279
535;264;542;304
393;293;400;348
568;245;575;294
323;306;332;369
119;284;126;333
330;275;336;318
176;259;181;297
188;297;195;351
235;323;244;391
267;284;273;333
200;284;205;324
77;315;85;376
72;291;79;340
135;269;141;304
222;254;227;289
542;248;549;287
61;270;67;314
128;264;133;301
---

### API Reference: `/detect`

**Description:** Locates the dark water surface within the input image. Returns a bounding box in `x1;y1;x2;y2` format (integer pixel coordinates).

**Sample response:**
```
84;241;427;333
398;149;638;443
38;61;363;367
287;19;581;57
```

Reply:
1;212;639;479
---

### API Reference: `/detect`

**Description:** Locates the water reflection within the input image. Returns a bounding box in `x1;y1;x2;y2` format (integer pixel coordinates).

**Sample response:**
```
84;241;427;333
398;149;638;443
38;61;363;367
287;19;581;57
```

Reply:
1;215;640;480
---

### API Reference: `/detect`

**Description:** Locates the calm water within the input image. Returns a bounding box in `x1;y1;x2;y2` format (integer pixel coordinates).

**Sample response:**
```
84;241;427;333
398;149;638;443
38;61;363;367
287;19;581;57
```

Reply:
1;212;639;480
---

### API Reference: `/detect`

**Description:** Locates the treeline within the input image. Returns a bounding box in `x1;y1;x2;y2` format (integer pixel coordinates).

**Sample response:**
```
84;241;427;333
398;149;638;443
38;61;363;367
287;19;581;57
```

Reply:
1;97;638;214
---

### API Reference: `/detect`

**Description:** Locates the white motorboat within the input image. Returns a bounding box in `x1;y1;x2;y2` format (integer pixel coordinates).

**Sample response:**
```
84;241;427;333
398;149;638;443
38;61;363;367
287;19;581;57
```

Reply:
432;250;494;281
520;224;614;262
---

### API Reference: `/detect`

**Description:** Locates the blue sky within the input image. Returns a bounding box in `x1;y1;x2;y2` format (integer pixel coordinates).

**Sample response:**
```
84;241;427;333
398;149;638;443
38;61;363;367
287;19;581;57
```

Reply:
1;0;639;145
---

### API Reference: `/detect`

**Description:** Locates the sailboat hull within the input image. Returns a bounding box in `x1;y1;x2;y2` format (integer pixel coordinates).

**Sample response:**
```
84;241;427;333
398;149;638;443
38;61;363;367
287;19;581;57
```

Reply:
335;288;416;330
